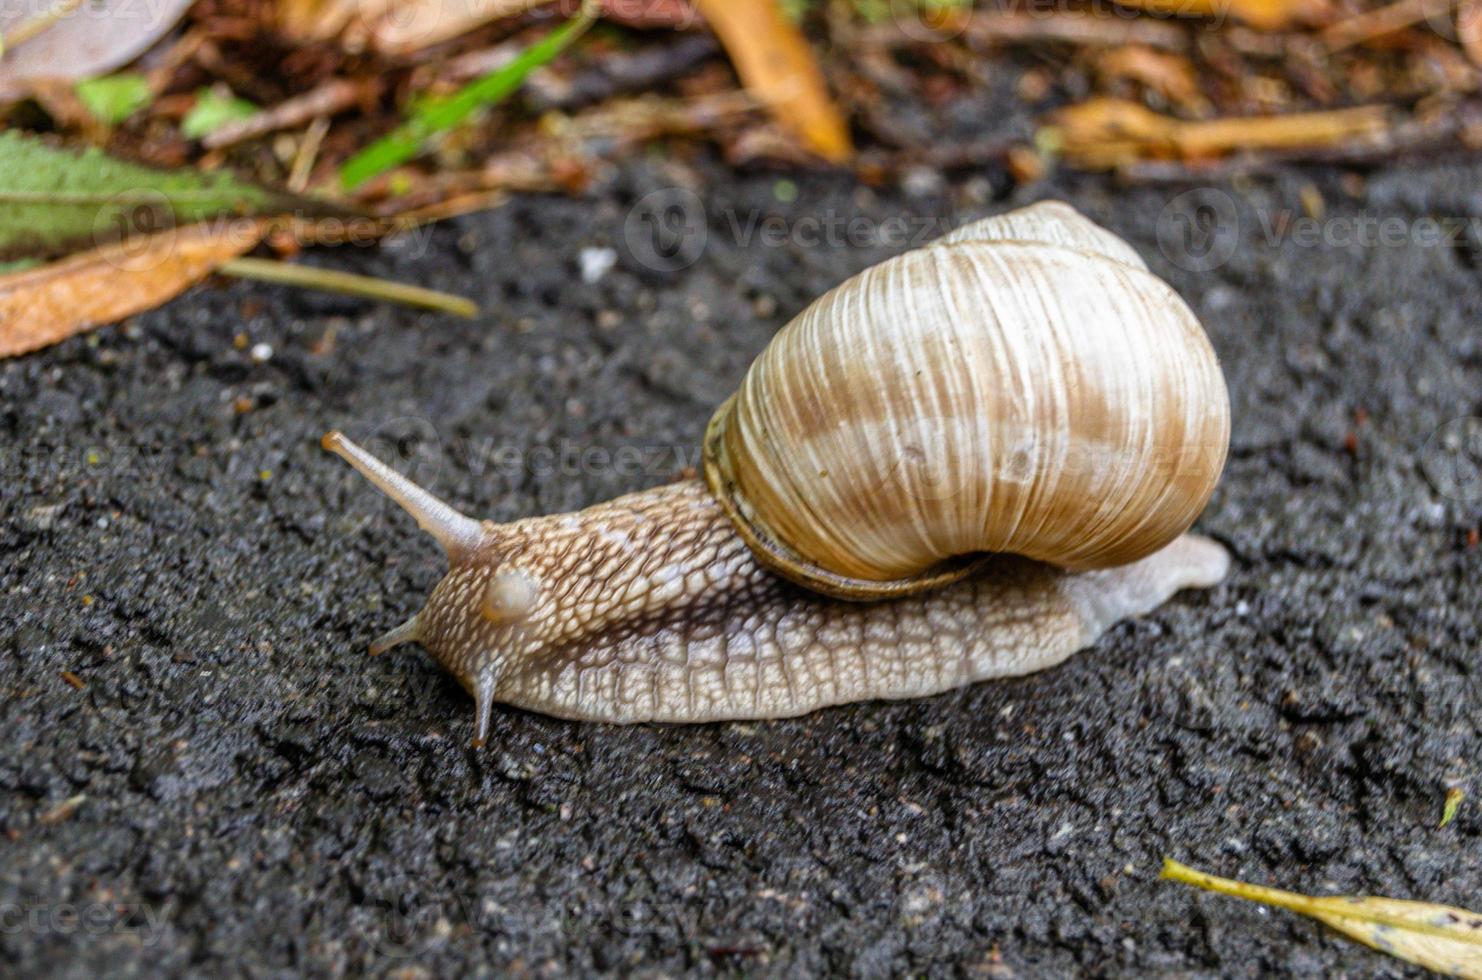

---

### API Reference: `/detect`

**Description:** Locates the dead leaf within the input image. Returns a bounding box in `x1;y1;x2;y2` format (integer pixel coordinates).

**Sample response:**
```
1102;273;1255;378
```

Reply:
1163;858;1482;979
277;0;695;51
692;0;851;163
0;219;263;358
1114;0;1318;30
362;0;543;55
0;0;194;102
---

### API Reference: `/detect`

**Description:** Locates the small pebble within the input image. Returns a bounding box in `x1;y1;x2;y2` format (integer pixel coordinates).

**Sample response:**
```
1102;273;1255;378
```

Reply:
579;247;617;284
902;166;945;198
250;343;274;363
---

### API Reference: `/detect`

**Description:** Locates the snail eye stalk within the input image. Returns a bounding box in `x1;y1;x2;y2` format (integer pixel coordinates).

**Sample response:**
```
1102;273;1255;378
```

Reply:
322;431;484;563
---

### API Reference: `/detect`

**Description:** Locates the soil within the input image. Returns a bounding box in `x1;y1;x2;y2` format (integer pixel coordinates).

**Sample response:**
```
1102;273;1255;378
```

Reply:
1;156;1479;977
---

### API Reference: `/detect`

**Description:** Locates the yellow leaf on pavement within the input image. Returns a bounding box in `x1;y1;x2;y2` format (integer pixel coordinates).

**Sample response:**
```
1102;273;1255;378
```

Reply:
1163;858;1482;979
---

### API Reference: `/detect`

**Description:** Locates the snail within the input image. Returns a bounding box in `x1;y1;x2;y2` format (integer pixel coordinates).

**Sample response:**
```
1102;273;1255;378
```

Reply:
323;201;1231;744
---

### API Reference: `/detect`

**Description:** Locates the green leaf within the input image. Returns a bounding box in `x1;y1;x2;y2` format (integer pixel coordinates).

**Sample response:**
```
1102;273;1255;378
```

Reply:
339;3;597;191
0;131;345;263
182;88;259;140
1162;858;1482;978
75;74;152;125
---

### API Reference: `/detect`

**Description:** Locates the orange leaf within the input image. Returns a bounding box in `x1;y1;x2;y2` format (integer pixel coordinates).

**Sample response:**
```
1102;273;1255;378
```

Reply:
0;220;264;359
1114;0;1316;30
692;0;852;163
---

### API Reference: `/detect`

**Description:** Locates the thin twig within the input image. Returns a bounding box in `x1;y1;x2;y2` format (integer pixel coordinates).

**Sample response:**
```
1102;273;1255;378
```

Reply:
218;258;478;318
1118;98;1482;178
288;117;330;193
952;11;1190;52
0;0;85;56
203;79;365;149
382;189;511;231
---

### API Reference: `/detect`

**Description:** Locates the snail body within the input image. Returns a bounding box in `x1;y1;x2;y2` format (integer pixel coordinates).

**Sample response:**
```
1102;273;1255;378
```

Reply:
324;201;1231;743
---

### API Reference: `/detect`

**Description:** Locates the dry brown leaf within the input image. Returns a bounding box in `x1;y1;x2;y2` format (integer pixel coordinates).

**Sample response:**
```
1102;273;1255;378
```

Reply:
692;0;851;163
0;219;263;358
276;0;692;54
274;0;390;44
0;0;194;102
361;0;544;55
1114;0;1315;30
1046;97;1389;169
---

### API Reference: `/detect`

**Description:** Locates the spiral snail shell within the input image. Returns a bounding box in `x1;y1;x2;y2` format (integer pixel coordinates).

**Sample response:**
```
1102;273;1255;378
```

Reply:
704;200;1229;598
323;201;1231;740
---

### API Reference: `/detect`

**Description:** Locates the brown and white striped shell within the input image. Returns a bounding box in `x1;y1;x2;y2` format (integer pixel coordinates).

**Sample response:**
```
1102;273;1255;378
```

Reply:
703;201;1230;599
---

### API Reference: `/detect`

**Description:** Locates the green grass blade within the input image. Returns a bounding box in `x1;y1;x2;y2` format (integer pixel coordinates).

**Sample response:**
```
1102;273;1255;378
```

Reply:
339;3;597;192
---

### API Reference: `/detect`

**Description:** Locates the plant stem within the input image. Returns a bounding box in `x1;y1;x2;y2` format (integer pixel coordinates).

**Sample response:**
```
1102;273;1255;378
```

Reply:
219;258;477;318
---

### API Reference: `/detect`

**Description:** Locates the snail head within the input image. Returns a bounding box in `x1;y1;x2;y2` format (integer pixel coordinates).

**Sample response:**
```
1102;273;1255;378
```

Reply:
322;431;546;746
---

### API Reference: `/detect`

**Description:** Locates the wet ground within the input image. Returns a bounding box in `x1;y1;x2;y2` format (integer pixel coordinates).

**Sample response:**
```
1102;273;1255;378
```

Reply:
2;156;1479;977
